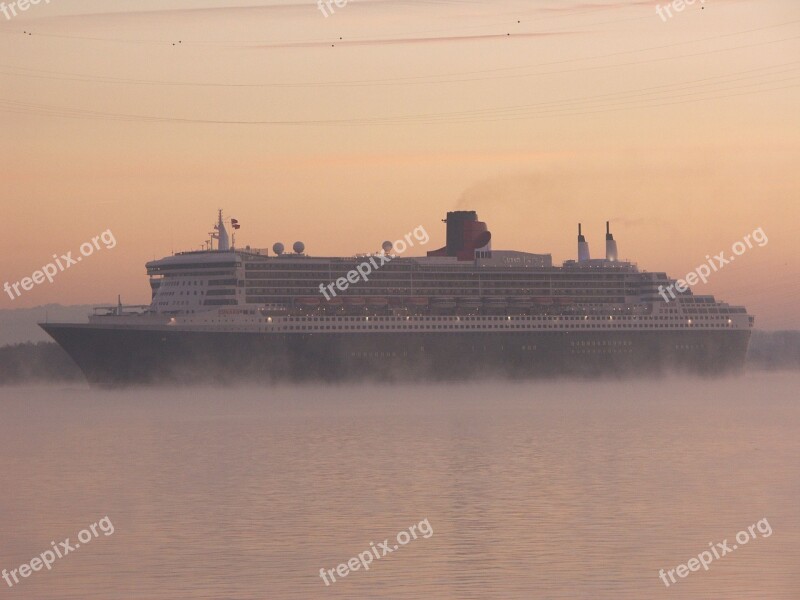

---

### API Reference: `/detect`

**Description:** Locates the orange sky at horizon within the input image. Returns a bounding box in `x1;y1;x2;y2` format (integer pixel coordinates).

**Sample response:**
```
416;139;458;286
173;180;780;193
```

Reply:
1;0;798;328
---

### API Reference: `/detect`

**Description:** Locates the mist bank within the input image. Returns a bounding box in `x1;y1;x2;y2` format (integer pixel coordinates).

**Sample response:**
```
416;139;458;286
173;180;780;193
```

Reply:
0;342;85;384
1;331;798;386
746;330;800;371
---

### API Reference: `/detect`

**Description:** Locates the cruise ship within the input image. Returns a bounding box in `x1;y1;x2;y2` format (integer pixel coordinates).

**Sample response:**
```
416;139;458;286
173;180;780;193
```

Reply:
41;210;754;384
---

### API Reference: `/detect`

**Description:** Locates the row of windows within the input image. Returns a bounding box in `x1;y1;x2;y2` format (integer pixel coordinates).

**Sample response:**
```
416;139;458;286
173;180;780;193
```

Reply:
157;278;237;287
159;290;206;296
244;264;637;281
243;275;636;286
243;274;634;284
244;291;634;299
149;262;238;271
571;348;634;354
152;271;232;279
572;340;633;346
208;279;238;286
351;352;400;358
276;315;698;323
268;322;733;331
345;347;550;357
244;285;636;295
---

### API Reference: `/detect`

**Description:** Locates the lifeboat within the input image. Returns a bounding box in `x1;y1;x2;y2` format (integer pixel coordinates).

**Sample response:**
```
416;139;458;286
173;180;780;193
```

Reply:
482;297;507;315
509;297;532;311
295;297;321;307
366;297;389;307
405;297;429;306
483;297;507;306
432;297;457;309
456;298;481;315
343;297;366;307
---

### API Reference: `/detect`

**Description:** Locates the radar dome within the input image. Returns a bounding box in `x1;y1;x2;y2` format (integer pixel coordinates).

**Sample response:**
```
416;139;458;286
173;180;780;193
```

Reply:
382;241;393;253
293;241;305;254
272;243;285;256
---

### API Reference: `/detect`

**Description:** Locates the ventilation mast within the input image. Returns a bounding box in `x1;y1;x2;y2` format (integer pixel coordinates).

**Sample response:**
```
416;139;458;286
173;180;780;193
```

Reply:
578;223;591;262
605;221;618;261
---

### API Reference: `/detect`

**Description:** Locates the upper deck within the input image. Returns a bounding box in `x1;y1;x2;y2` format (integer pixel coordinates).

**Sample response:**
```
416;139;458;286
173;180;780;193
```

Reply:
140;210;751;324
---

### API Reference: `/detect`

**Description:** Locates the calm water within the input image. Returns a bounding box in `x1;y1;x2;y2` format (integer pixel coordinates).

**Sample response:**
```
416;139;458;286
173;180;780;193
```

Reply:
1;373;798;599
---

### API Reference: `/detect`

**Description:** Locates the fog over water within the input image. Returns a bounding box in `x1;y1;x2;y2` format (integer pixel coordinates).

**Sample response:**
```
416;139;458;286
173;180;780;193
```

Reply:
1;373;798;599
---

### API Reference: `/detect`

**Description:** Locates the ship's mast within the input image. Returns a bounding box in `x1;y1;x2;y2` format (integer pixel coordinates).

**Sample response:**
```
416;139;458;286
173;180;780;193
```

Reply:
215;209;230;251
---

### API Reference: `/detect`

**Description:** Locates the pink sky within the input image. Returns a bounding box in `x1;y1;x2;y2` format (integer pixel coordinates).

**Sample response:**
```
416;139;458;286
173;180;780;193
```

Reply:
1;0;798;328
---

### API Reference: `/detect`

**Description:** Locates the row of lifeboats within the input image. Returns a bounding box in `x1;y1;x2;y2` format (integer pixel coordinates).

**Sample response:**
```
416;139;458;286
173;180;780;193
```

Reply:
294;296;575;308
296;297;390;308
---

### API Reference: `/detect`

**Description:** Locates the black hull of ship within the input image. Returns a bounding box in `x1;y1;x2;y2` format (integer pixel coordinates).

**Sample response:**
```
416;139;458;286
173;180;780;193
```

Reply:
40;323;751;385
